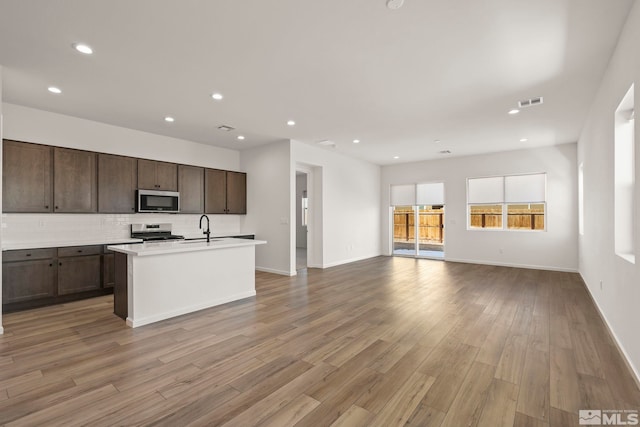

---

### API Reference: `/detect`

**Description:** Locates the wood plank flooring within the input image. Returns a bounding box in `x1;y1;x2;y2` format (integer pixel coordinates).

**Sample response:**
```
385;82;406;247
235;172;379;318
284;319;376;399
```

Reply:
0;256;638;426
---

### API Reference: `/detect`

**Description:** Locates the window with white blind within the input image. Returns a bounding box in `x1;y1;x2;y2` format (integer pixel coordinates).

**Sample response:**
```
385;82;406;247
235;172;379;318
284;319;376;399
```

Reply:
467;173;546;231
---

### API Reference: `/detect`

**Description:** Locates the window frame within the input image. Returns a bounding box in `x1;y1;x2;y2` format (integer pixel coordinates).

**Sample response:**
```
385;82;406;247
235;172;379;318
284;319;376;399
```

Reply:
467;173;547;232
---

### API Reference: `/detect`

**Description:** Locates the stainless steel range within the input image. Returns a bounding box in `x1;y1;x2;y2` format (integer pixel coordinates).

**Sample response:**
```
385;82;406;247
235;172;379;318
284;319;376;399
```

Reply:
131;223;184;241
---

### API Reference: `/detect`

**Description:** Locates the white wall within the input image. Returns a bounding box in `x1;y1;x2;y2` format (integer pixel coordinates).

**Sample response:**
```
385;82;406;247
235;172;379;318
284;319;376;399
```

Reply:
3;103;240;170
240;140;293;275
382;144;578;272
0;67;4;333
292;141;381;268
1;104;244;243
577;0;640;381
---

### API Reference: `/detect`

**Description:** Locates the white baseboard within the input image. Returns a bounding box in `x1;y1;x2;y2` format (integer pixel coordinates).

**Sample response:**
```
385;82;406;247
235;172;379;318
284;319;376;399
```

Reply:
255;266;296;276
579;273;640;389
443;257;578;273
321;254;381;269
126;290;256;328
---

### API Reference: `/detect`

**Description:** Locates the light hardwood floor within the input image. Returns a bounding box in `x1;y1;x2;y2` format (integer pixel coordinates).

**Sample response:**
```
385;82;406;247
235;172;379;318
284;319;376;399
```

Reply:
0;257;638;426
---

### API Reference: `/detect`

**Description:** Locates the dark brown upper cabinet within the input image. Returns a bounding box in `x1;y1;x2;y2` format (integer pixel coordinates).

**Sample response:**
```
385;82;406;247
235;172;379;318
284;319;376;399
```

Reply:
53;147;97;213
2;140;53;212
226;171;247;214
98;154;138;213
205;169;246;214
178;165;204;214
3;140;246;215
204;169;227;214
138;159;177;191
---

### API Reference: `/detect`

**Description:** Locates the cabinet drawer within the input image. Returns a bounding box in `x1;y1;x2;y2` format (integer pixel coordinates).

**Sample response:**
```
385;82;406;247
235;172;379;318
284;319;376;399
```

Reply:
3;248;56;262
57;245;103;257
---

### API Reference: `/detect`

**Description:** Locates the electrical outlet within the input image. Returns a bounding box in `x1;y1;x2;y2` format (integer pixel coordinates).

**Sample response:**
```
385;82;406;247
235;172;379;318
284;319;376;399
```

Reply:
600;280;603;290
499;248;503;254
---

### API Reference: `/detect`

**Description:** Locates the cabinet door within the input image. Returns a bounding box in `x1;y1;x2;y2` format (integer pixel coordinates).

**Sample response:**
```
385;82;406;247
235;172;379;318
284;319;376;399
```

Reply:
2;259;56;304
179;165;204;213
2;140;53;213
98;154;137;213
204;169;227;214
137;159;177;191
54;148;97;213
57;255;101;295
226;172;247;214
137;159;157;190
156;162;178;191
102;253;115;288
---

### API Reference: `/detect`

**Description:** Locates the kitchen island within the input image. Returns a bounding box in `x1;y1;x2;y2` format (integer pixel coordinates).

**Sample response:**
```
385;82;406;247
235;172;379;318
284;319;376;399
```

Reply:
107;238;266;328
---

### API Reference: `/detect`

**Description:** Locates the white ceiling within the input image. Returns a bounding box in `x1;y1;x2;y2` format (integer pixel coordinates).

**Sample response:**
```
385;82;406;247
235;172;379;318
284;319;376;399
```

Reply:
0;0;634;165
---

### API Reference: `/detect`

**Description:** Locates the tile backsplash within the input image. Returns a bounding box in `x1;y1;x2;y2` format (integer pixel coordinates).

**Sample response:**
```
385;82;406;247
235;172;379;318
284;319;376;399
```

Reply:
2;213;242;245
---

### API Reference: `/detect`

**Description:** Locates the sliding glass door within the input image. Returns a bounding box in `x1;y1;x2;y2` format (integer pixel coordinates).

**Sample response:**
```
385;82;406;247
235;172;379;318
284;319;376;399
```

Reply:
417;205;444;258
393;205;417;255
390;182;445;259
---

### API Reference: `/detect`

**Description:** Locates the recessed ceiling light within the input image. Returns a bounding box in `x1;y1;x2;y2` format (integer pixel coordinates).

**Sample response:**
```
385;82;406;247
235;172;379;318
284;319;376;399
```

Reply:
393;156;400;159
48;86;62;94
72;43;93;55
508;109;520;115
434;139;441;143
164;116;175;123
211;93;223;101
520;138;528;142
237;135;245;140
287;120;296;126
353;139;360;144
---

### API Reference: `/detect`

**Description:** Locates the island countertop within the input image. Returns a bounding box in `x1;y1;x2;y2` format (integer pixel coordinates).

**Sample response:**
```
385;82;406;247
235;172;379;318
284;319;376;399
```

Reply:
107;237;266;257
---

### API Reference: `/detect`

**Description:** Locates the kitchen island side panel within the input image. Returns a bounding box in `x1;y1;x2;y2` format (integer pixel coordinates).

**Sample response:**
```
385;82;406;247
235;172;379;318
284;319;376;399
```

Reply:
126;245;256;327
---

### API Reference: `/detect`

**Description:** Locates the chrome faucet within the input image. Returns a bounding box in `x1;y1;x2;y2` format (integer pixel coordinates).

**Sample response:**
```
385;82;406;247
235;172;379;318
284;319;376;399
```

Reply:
199;214;211;243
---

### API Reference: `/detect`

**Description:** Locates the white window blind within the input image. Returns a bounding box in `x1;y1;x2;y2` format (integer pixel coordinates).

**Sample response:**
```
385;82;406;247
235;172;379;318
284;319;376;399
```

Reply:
505;173;546;203
416;182;444;205
468;177;504;204
390;184;416;206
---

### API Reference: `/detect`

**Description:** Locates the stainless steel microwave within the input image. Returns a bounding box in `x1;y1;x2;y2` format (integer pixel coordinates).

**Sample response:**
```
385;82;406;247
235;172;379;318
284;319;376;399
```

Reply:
136;189;180;213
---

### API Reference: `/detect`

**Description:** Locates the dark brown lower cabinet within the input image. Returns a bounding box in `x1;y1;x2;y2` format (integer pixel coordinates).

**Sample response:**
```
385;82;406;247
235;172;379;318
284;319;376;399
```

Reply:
2;259;56;304
103;253;115;288
113;252;128;319
2;245;115;313
57;255;101;295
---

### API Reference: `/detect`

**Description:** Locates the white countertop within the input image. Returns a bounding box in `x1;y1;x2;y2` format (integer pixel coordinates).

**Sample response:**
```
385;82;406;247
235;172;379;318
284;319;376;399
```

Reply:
107;237;266;257
2;238;144;251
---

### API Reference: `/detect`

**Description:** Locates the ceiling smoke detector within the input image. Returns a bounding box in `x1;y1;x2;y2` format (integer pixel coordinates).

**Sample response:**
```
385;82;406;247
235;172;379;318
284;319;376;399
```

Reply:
217;125;235;132
386;0;405;10
518;97;544;108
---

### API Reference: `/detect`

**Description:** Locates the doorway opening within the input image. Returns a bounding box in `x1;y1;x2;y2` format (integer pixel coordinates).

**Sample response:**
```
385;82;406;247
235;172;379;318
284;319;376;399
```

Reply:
392;205;445;259
295;171;308;270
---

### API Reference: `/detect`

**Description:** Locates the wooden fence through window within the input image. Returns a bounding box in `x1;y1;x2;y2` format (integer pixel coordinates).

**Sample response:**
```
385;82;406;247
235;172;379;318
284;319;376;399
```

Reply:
393;212;444;243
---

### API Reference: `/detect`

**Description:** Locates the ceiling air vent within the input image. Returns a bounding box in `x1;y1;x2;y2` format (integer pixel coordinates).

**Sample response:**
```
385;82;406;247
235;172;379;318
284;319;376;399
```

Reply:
439;150;451;154
518;97;544;108
217;125;235;132
317;140;336;148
